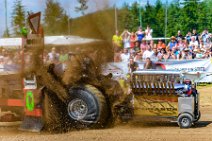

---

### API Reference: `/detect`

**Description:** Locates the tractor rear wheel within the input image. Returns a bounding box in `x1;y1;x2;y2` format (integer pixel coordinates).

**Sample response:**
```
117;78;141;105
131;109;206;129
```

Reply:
67;85;109;129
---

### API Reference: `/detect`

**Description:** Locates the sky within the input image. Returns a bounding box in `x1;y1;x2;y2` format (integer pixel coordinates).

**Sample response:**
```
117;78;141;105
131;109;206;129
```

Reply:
0;0;169;37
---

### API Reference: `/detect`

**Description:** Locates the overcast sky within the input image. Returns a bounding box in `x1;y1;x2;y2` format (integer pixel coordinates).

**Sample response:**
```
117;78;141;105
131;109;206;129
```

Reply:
0;0;169;37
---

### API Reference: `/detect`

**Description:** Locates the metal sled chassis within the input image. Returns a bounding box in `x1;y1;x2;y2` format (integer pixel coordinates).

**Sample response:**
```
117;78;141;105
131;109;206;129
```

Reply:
130;70;200;128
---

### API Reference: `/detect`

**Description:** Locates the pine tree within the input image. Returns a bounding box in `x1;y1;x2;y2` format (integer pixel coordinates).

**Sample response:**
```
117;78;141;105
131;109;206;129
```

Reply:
153;0;165;37
180;0;201;32
3;29;10;37
43;0;69;35
75;0;88;15
11;0;26;36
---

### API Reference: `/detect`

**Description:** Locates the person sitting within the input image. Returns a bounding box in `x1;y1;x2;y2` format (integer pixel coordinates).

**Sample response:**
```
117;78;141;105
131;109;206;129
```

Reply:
157;39;166;50
163;48;176;60
181;48;192;60
142;44;154;60
194;48;205;59
167;36;177;51
189;36;199;50
120;48;130;62
176;38;186;51
140;40;147;52
134;50;143;62
128;58;139;73
134;41;140;52
143;57;155;69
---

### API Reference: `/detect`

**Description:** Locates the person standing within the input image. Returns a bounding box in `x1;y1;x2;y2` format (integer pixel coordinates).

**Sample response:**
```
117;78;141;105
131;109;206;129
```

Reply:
145;25;153;40
192;29;199;42
112;30;123;52
136;26;145;44
121;30;131;49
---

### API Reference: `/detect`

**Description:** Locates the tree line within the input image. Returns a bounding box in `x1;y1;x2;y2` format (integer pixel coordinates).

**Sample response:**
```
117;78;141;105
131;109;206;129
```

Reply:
118;0;212;37
3;0;87;37
3;0;212;38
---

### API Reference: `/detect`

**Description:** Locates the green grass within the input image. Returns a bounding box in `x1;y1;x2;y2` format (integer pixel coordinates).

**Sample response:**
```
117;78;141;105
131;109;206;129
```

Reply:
197;83;212;89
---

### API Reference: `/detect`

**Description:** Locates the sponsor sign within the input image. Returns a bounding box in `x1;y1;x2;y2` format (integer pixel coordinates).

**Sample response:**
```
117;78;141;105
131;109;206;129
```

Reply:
134;95;178;116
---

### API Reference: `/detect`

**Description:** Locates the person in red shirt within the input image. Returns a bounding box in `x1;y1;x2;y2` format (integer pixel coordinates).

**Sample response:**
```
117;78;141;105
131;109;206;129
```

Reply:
130;32;137;49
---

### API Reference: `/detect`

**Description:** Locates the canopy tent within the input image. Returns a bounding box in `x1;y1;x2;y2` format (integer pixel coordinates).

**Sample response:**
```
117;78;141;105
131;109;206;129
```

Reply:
0;36;100;48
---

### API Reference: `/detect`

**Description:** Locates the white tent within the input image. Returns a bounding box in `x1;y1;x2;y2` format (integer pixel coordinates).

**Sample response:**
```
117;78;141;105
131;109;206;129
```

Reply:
0;36;100;48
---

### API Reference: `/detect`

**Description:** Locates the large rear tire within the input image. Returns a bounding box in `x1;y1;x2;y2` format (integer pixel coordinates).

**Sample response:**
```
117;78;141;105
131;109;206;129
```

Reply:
67;85;109;128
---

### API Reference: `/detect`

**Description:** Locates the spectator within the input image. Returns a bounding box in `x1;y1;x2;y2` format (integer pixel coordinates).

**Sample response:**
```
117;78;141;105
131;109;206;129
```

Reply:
3;51;13;65
181;48;192;60
143;57;155;69
120;48;130;62
151;47;161;61
158;48;166;61
136;26;145;43
140;40;147;52
134;41;140;52
47;47;60;64
145;25;153;40
59;49;68;63
128;58;139;72
172;47;181;60
176;38;186;51
189;36;199;50
134;50;143;62
156;39;166;50
114;48;122;62
167;36;177;51
194;48;205;59
121;30;131;49
142;44;154;60
192;29;199;42
0;49;6;64
130;32;137;49
186;31;192;44
176;30;183;41
164;49;176;60
204;38;211;50
59;49;69;70
201;29;209;45
112;30;123;51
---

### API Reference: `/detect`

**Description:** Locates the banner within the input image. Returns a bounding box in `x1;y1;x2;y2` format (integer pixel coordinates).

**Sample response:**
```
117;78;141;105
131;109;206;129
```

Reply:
104;59;212;83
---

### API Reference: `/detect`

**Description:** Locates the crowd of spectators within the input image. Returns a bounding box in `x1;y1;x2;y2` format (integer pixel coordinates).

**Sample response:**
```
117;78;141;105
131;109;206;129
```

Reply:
112;26;212;65
0;47;71;71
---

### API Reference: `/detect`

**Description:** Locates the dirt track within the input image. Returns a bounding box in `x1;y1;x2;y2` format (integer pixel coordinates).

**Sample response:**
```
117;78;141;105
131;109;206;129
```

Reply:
0;87;212;141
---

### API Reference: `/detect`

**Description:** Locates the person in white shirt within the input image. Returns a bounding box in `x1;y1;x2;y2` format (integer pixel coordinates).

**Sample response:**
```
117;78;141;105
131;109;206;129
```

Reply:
142;44;154;60
120;48;130;62
189;36;199;50
145;25;153;40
